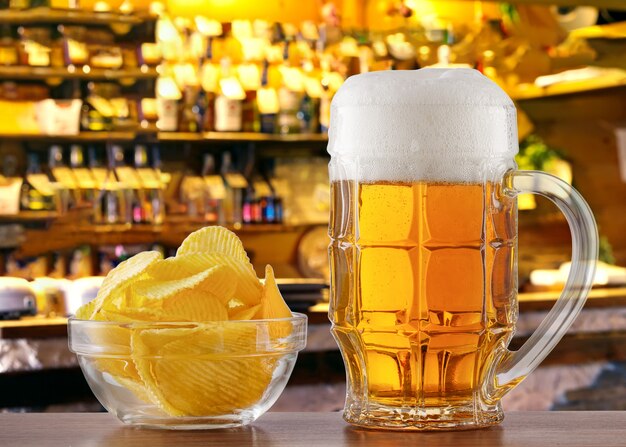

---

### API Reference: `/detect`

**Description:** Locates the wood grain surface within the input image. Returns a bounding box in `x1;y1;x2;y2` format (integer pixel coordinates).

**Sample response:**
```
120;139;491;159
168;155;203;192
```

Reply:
1;411;625;447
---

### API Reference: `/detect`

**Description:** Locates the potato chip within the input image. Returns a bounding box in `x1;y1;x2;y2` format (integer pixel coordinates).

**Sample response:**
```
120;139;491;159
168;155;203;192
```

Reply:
161;289;228;321
130;265;237;306
177;226;249;262
97;356;141;382
229;303;261;320
82;322;139;381
132;325;274;416
145;254;210;281
75;298;97;320
114;375;158;406
147;253;261;306
84;251;162;319
255;265;292;319
99;307;173;323
254;265;292;339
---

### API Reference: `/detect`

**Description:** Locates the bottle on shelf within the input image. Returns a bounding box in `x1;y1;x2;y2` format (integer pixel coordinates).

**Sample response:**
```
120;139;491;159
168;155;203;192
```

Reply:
150;146;167;225
257;59;279;134
259;163;284;224
199;37;219;132
237;58;261;132
93;144;128;226
134;144;165;225
178;85;202;133
214;57;245;132
200;153;224;224
88;145;106;197
48;145;76;213
242;184;260;224
180;171;203;218
69;144;96;206
156;72;182;132
112;145;145;224
81;82;114;132
276;39;304;134
0;154;21;215
300;59;322;133
220;151;246;225
0;24;18;66
20;152;56;212
319;78;332;134
255;177;278;224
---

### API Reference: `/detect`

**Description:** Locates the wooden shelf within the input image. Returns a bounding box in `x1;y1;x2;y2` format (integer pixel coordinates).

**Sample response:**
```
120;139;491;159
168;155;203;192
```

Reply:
0;211;58;223
15;218;314;256
451;0;626;11
0;316;68;340
159;131;329;144
308;287;626;324
0;7;149;26
0;131;141;142
511;68;626;101
0;66;158;81
0;131;328;144
571;22;626;40
7;286;626;338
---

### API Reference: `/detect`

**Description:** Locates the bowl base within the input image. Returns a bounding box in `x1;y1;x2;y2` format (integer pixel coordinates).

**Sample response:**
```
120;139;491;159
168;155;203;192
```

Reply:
119;412;257;430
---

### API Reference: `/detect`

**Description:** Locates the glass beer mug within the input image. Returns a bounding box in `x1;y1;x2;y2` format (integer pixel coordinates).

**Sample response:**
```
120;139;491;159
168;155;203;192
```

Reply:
327;68;597;430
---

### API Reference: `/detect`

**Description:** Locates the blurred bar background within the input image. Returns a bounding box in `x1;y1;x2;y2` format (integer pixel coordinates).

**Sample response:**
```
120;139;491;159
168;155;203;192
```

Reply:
1;0;626;413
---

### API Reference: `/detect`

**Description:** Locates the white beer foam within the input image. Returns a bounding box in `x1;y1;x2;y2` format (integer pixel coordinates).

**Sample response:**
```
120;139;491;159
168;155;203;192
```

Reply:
327;68;519;182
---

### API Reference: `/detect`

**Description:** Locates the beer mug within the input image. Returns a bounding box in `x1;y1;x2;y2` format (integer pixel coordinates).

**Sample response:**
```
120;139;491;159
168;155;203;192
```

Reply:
327;69;597;430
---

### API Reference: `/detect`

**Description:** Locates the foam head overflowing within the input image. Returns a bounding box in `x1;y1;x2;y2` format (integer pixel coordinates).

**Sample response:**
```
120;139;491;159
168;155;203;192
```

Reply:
327;68;518;182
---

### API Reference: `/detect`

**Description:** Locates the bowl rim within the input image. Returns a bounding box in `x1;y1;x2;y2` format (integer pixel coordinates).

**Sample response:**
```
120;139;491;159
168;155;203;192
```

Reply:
67;311;308;327
68;312;308;357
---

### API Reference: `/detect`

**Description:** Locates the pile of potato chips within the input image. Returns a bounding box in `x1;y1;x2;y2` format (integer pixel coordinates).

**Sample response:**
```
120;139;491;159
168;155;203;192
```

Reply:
75;226;294;417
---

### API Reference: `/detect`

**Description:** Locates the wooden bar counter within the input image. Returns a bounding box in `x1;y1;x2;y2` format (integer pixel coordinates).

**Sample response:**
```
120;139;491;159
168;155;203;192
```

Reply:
1;411;625;447
4;286;626;339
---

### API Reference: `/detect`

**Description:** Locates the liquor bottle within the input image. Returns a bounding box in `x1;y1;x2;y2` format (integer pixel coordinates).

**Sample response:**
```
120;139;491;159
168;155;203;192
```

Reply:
69;144;96;206
214;58;245;132
257;60;279;134
149;146;166;225
237;60;261;132
81;82;114;132
201;153;224;224
260;166;284;224
220;151;246;225
48;145;76;213
156;72;182;132
199;37;218;131
134;144;165;225
178;85;201;132
300;60;322;133
93;145;128;225
20;152;56;212
112;145;144;224
88;145;106;198
180;168;203;218
319;80;331;134
276;39;304;134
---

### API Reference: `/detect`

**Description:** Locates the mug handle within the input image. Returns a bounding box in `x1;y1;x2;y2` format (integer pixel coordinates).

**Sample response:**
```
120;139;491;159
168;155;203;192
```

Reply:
490;170;598;399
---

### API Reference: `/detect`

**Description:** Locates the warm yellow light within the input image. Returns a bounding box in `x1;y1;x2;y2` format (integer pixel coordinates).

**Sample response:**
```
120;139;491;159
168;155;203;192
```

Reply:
518;193;536;211
167;0;320;23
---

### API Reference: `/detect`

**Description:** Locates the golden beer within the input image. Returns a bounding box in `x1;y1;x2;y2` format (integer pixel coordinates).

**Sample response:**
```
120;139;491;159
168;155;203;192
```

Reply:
329;180;518;427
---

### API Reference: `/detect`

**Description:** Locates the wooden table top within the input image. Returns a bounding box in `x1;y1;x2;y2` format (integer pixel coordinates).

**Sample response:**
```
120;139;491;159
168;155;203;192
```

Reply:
1;411;625;447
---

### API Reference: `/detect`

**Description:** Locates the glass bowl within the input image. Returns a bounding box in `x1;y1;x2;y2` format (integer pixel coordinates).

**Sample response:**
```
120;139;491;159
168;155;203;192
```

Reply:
68;313;307;430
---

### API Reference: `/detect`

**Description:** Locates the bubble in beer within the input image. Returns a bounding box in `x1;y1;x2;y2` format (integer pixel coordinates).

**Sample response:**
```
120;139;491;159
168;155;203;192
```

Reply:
327;68;519;182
